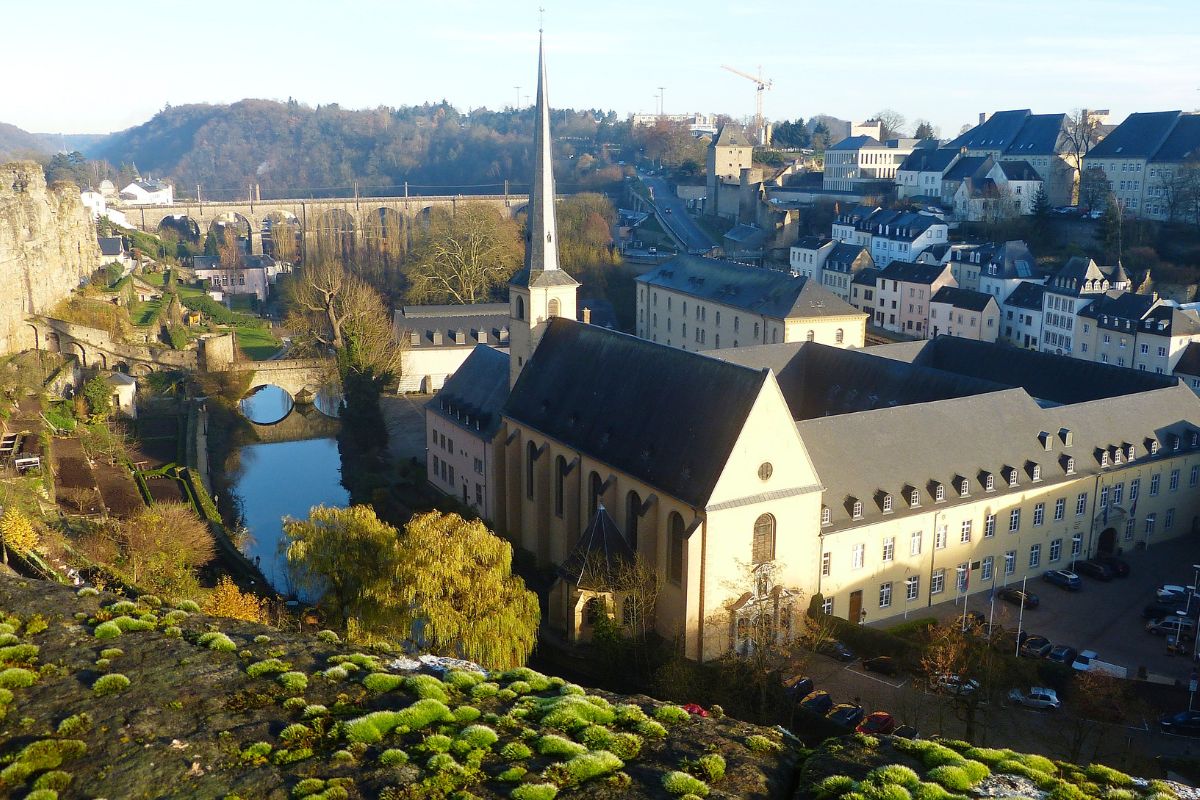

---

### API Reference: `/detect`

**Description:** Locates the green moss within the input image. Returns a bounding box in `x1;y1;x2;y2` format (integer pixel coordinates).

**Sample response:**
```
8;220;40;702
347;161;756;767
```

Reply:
253;634;271;644
0;643;39;664
108;615;155;632
163;610;189;624
534;694;617;731
1084;764;1133;787
362;672;406;693
292;777;327;797
176;600;201;612
0;634;17;646
76;587;99;597
507;679;533;695
343;699;451;743
239;741;272;765
663;770;709;796
510;784;558;800
92;673;130;696
815;775;856;799
445;669;484;689
0;667;37;688
537;733;587;758
404;674;451;702
316;629;341;643
197;632;236;652
912;783;956;800
23;790;57;800
501;741;532;761
497;688;518;703
638;719;668;738
498;766;527;782
379;748;409;766
453;705;482;723
282;696;307;712
92;621;122;639
927;766;973;792
322;666;349;681
99;648;123;660
426;752;458;772
457;724;499;750
745;734;780;753
33;770;72;791
303;704;329;719
56;713;92;737
654;704;691;724
279;724;312;744
278;671;308;693
559;683;586;696
697;753;726;782
422;734;454;753
107;601;139;615
562;750;624;784
865;765;920;789
164;626;182;638
471;681;500;699
245;658;291;678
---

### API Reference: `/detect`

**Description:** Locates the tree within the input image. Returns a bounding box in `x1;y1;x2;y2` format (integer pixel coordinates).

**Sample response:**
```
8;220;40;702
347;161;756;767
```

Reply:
1097;195;1123;261
919;620;995;742
1028;187;1053;248
771;118;810;149
117;503;215;597
82;375;113;421
913;119;937;140
1079;166;1112;211
405;202;523;304
0;508;38;564
811;121;832;151
216;225;243;269
1066;670;1129;763
1064;109;1102;202
392;511;541;669
204;576;267;623
873;109;907;140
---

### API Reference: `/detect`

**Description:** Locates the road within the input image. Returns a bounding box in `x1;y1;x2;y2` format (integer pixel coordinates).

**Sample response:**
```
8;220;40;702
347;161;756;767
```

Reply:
639;173;716;254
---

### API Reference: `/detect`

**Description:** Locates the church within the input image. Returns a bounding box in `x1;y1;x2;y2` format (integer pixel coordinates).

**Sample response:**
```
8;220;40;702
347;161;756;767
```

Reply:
427;36;1200;662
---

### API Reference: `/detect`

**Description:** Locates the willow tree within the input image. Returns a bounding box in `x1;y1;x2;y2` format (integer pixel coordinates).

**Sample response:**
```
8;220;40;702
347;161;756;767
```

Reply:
393;511;540;669
405;202;522;304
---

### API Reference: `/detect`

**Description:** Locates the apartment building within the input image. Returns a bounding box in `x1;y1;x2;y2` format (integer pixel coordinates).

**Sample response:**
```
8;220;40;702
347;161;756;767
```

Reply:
1084;111;1200;220
1040;258;1132;356
929;287;1000;342
824;136;926;192
873;260;957;336
789;236;835;279
820;243;875;303
831;206;949;268
941;110;1076;205
999;281;1046;350
896;148;960;199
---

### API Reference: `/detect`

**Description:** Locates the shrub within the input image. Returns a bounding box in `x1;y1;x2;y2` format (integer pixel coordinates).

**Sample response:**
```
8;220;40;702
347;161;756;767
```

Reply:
379;748;409;766
278;672;308;693
654;704;691;724
745;734;780;753
197;632;236;652
697;753;726;782
0;667;37;688
537;734;587;758
472;681;500;699
56;713;92;737
93;673;130;696
562;750;624;784
93;621;122;639
362;672;406;693
511;784;559;800
663;770;710;796
458;724;499;750
815;775;856;799
404;674;451;703
501;741;532;761
246;658;291;678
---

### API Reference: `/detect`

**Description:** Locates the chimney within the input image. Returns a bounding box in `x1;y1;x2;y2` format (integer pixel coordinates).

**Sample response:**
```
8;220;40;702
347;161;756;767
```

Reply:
979;112;987;126
582;307;592;325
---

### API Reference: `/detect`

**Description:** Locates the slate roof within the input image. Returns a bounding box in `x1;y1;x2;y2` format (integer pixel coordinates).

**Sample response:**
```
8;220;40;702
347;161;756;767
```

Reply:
193;255;276;271
943;156;991;182
1079;291;1158;329
1087;111;1182;160
852;266;882;286
1174;342;1200;376
1003;280;1046;311
714;125;752;147
724;224;765;243
98;237;125;257
1152;114;1200;163
830;135;881;151
394;303;510;348
1004;113;1066;156
946;110;1035;151
1147;306;1200;337
912;336;1176;404
983;241;1038;280
794;236;833;251
557;505;636;590
637;254;865;320
878;260;948;285
898;148;958;173
998;161;1042;181
510;267;581;289
799;381;1200;529
430;345;511;440
504;319;768;507
825;243;872;273
931;286;996;312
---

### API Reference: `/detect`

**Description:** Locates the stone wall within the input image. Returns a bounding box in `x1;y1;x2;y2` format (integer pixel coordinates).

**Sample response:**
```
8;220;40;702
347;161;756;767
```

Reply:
0;161;100;354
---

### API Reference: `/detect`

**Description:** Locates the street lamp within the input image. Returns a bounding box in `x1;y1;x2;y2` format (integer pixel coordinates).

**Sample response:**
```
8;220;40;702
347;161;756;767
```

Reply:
957;565;969;632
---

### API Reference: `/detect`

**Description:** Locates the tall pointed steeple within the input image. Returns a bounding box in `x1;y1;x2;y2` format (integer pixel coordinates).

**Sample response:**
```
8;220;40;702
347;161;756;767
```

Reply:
526;28;560;274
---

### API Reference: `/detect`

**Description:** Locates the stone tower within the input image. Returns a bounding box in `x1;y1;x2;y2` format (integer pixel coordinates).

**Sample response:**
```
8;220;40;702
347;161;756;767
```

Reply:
508;29;579;389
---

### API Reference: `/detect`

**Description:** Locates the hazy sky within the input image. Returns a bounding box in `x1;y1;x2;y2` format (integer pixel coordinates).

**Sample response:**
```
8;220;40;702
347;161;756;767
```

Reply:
7;0;1199;136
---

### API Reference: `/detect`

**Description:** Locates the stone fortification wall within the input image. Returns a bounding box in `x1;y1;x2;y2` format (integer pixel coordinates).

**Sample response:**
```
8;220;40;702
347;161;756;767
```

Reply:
0;161;100;354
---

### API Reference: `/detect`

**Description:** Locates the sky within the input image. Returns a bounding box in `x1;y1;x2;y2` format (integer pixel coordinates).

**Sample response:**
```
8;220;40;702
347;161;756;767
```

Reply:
5;0;1200;137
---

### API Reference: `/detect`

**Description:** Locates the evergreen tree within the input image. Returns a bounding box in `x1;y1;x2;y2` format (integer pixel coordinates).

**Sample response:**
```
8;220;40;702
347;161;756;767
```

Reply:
1097;196;1123;261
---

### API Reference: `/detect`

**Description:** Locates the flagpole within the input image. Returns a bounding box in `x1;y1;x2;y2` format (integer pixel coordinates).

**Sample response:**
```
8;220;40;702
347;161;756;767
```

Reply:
1015;574;1027;658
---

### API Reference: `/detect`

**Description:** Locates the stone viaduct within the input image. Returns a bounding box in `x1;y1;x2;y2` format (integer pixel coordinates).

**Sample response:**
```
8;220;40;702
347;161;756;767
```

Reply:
119;193;530;256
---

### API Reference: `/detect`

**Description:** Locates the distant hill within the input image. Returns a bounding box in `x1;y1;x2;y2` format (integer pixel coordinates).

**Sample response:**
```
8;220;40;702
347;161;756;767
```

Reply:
0;121;51;162
85;99;630;200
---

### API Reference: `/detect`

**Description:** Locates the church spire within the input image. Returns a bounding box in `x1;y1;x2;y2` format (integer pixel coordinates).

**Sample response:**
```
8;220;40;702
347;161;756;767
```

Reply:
526;27;560;274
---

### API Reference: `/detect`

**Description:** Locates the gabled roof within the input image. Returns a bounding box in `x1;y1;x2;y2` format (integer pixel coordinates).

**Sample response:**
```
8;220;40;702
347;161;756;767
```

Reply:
1078;291;1157;328
825;243;872;273
852;266;882;286
1003;280;1046;311
637;254;864;320
878;260;949;285
1174;341;1200;376
557;505;635;589
945;110;1034;151
97;237;125;257
998;161;1042;181
430;345;511;440
898;148;958;173
395;304;511;349
1152;114;1200;163
830;135;882;151
943;155;992;182
931;286;997;312
793;236;833;251
504;319;768;507
1087;111;1182;160
1148;306;1200;338
714;125;752;147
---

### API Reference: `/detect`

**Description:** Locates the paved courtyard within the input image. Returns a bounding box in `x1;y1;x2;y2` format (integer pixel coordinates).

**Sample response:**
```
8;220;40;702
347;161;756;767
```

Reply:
380;393;429;463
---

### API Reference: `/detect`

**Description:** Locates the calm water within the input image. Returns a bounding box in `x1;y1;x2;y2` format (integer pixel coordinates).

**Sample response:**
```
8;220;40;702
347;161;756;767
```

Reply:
232;387;348;596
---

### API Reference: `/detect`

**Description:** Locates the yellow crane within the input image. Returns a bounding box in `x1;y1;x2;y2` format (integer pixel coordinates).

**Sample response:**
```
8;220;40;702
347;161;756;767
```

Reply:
721;64;774;143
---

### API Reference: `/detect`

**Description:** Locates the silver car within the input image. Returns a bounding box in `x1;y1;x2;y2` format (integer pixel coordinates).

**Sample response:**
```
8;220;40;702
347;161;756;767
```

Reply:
1007;687;1061;710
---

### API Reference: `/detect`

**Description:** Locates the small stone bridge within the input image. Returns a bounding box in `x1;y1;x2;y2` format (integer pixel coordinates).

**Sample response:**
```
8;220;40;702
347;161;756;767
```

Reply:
243;359;335;402
119;193;529;255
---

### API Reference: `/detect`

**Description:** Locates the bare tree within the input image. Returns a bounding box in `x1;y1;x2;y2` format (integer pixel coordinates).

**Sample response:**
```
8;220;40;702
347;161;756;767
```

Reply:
406;202;523;304
1079;166;1112;211
217;225;243;269
873;109;908;140
1064;109;1103;203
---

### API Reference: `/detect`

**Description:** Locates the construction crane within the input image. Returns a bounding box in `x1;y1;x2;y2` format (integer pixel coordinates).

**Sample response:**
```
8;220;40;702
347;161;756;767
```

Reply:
721;64;773;144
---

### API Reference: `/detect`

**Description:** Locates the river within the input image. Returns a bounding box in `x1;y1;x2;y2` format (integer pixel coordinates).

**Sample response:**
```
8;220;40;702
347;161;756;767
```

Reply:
232;386;348;595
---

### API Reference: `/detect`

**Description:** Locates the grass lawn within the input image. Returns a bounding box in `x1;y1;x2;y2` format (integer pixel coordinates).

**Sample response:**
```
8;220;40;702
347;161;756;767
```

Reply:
233;325;282;361
131;299;163;327
139;270;166;287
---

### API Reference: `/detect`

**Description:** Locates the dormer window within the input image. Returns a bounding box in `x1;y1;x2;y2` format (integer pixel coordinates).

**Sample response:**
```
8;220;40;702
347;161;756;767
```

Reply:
909;488;920;507
1172;434;1181;451
1150;440;1160;456
1101;451;1110;468
1031;464;1042;482
935;484;946;503
882;494;893;514
1113;448;1122;465
960;478;970;497
984;474;995;492
1064;456;1076;475
821;506;831;526
852;500;863;520
1127;444;1136;461
1007;468;1018;488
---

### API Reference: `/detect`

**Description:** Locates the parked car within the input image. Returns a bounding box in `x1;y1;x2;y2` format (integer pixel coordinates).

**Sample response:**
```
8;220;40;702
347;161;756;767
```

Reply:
1147;616;1196;639
799;690;834;715
1043;569;1082;590
856;711;896;735
1008;687;1061;710
1094;554;1130;577
1157;584;1190;601
1144;601;1187;619
862;656;900;676
1075;560;1114;581
892;724;919;739
1047;645;1078;665
818;640;856;662
934;674;980;696
1160;710;1200;736
997;587;1040;608
826;704;865;728
783;675;814;701
1019;635;1053;658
